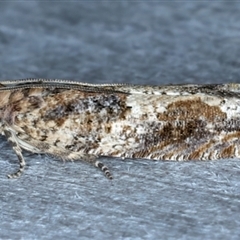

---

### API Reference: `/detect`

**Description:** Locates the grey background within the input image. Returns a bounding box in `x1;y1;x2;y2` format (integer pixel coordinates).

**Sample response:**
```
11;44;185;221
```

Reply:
0;1;240;239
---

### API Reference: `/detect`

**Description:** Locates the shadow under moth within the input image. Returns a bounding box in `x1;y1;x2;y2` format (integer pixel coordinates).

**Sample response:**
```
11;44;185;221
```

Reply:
1;79;240;179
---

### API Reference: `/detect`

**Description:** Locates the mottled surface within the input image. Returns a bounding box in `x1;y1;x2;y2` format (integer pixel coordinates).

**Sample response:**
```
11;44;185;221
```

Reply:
2;81;240;170
1;2;240;240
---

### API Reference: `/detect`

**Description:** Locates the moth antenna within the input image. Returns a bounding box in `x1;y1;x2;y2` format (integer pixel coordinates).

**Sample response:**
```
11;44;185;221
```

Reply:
95;160;113;180
4;127;26;178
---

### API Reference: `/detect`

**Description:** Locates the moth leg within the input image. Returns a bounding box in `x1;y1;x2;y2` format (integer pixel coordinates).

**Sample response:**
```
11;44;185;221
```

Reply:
69;152;113;179
4;129;26;178
94;160;113;180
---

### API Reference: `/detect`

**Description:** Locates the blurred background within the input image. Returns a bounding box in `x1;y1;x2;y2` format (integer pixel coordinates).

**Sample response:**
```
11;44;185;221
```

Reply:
0;2;240;239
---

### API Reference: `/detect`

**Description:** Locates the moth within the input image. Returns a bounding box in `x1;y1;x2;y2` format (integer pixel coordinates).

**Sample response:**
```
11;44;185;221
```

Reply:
1;79;240;179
